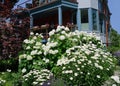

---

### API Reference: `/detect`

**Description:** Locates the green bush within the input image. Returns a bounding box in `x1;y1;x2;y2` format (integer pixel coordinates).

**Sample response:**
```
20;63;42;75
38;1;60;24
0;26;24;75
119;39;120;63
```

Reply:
0;58;18;72
0;26;117;86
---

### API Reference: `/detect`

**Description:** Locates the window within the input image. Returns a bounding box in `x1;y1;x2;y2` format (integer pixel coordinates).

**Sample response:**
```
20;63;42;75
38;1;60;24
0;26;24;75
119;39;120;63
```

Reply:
81;9;88;23
99;13;103;33
81;9;89;30
92;9;97;30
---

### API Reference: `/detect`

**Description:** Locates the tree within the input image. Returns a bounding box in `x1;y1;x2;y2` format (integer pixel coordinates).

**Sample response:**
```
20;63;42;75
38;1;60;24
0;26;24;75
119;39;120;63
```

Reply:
108;28;120;53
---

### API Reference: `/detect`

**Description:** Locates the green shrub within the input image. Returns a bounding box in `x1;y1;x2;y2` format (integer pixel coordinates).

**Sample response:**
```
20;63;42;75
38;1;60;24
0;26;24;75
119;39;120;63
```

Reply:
2;26;115;86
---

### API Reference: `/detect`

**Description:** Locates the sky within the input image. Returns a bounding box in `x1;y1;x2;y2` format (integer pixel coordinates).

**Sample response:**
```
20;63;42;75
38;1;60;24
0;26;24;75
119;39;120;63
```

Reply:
108;0;120;34
14;0;120;34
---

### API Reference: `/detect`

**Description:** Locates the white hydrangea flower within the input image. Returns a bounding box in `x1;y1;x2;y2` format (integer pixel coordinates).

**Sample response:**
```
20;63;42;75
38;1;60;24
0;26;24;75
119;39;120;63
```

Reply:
74;73;78;76
22;68;26;73
30;32;34;35
80;72;83;74
49;29;55;36
35;33;39;36
26;46;31;50
7;69;11;72
19;54;27;59
70;77;73;80
87;72;90;75
59;35;65;40
43;58;49;63
39;82;43;85
27;55;32;60
111;75;120;83
33;36;37;40
62;67;66;70
94;63;103;70
56;26;61;32
48;38;50;42
36;42;41;46
64;27;70;31
37;51;42;55
96;75;100;78
61;26;65;29
77;68;80;70
33;81;38;85
112;84;117;86
61;31;66;34
31;50;38;55
24;39;29;44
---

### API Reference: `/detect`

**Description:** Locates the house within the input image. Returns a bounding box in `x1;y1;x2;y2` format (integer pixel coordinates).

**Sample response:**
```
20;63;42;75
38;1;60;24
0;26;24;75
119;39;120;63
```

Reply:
17;0;111;46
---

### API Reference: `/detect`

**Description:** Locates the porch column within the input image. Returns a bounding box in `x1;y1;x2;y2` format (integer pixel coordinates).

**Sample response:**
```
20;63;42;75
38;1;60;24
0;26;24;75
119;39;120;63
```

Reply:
77;8;81;31
88;8;93;31
30;15;33;29
102;20;105;34
96;11;100;32
58;6;62;25
102;20;105;43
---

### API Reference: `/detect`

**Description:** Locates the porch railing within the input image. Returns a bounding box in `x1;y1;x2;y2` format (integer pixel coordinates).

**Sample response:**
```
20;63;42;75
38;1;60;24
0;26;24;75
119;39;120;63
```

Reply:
17;0;77;9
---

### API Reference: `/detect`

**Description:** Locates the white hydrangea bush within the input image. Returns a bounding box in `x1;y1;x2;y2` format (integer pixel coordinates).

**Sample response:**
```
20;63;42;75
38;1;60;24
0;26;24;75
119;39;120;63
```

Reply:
45;26;104;69
55;45;116;86
18;26;117;86
18;32;48;73
44;26;116;86
22;69;52;86
18;32;52;85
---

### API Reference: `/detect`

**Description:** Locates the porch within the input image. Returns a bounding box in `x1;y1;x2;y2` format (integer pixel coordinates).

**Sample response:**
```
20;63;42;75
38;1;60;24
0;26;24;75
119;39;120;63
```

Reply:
29;0;79;38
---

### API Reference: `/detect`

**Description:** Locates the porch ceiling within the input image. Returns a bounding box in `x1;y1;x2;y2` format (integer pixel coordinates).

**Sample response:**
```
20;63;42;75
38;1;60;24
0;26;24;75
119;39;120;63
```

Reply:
29;0;78;17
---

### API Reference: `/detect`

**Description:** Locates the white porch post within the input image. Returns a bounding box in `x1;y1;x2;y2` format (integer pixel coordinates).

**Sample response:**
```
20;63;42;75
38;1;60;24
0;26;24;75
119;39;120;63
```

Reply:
30;15;33;29
58;6;62;25
77;8;81;31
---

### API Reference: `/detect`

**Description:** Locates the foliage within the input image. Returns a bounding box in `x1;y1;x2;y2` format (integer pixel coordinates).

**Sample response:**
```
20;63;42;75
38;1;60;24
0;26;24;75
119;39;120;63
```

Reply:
103;66;120;86
0;71;22;86
0;20;29;59
18;32;48;73
43;26;116;86
0;26;117;86
108;28;120;53
44;26;102;70
18;32;52;85
22;69;52;86
55;45;116;86
0;58;18;72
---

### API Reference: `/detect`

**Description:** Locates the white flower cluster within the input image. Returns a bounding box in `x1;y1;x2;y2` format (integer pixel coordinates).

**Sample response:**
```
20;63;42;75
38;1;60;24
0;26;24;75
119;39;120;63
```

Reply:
56;43;115;85
111;75;120;84
19;54;33;61
23;69;52;86
42;42;58;55
6;69;11;72
0;78;6;85
43;58;50;63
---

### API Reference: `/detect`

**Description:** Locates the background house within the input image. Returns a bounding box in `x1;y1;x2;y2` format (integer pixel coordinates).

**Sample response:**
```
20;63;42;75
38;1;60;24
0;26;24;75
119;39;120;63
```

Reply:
15;0;111;46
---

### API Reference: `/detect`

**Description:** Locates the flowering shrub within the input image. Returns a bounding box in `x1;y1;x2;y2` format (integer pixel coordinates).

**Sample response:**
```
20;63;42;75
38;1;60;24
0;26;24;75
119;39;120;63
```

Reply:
45;26;116;86
17;26;116;86
55;45;116;86
44;26;103;69
19;32;49;72
18;32;53;85
22;69;52;86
